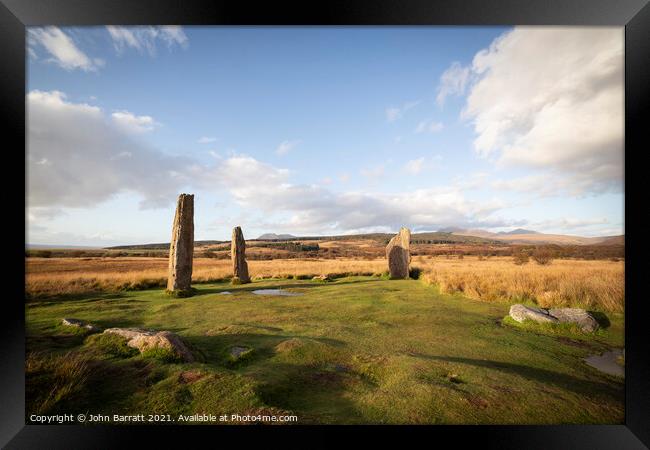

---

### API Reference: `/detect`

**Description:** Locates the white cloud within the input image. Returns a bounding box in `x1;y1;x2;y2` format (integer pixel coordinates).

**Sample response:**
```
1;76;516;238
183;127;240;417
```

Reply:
403;158;425;175
25;92;514;237
436;61;471;106
402;155;443;175
106;26;188;56
415;119;444;134
195;154;510;235
275;139;301;156
385;100;420;122
111;110;159;133
360;164;385;179
459;27;623;196
27;90;192;209
28;27;101;72
198;136;217;144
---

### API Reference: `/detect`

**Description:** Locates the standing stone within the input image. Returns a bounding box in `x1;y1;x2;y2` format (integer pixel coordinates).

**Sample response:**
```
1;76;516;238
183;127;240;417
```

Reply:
231;226;251;284
386;227;411;279
167;194;194;295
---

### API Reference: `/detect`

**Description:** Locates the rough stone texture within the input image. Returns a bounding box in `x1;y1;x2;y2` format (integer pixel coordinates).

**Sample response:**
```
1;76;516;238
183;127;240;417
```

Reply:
167;194;194;293
548;308;600;332
386;227;411;279
509;304;600;332
231;226;251;283
61;318;100;333
103;328;194;362
509;304;559;324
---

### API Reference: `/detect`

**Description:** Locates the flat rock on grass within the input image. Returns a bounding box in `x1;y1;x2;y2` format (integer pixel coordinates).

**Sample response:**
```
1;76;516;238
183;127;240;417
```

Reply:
229;346;253;359
312;275;331;281
509;304;600;332
548;308;599;333
61;318;101;333
509;304;558;324
103;328;194;362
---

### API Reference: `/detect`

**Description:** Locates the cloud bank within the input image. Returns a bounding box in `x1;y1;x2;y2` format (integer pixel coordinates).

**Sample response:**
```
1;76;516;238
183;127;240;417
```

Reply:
440;27;623;197
28;27;104;72
27;90;192;210
106;26;189;56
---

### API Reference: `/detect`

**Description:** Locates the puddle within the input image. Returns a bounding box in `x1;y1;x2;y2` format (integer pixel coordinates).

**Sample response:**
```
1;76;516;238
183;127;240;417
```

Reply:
218;291;232;295
252;289;303;296
585;348;624;378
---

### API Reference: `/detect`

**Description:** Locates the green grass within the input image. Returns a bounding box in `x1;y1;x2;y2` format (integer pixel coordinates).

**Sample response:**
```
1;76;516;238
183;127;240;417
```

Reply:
25;276;624;424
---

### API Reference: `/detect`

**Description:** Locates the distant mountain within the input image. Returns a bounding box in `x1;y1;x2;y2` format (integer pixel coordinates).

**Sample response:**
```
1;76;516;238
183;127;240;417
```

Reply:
593;235;624;246
27;244;103;250
437;226;464;233
497;228;540;235
256;233;297;240
451;228;624;246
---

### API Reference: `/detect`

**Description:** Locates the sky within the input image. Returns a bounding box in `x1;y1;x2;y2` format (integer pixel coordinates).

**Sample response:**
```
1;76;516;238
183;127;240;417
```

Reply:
26;26;624;246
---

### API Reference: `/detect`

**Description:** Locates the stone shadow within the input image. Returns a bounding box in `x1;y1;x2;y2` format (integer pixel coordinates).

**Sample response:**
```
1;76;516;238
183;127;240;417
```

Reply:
409;354;624;400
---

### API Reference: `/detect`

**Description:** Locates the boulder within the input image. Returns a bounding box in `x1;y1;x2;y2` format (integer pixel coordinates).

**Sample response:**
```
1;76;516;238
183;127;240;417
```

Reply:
548;308;599;332
61;318;100;333
386;227;411;279
509;304;558;324
231;226;251;284
509;304;600;332
167;193;194;295
103;328;194;362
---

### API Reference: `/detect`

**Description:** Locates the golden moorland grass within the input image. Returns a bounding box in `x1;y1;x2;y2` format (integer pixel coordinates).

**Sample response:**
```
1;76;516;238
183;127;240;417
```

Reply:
417;256;624;313
25;257;387;298
25;256;624;312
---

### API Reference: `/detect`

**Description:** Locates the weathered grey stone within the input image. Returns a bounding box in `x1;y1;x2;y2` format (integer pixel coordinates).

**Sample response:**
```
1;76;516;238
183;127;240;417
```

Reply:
548;308;599;332
386;227;411;279
231;226;251;284
509;304;600;332
103;327;194;362
509;304;558;324
61;318;100;333
167;194;194;294
229;346;252;359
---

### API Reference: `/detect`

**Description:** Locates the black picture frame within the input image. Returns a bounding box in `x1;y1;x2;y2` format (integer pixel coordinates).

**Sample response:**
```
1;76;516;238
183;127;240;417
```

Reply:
2;0;649;447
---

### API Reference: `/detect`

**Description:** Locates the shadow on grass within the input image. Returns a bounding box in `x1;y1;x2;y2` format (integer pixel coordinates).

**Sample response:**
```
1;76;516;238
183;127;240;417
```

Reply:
589;311;611;329
411;354;624;399
26;292;130;305
191;278;383;297
182;329;345;369
250;361;368;424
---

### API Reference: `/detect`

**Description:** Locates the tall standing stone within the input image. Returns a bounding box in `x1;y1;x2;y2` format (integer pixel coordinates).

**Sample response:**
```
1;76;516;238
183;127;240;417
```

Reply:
167;194;194;295
386;227;411;279
231;226;251;284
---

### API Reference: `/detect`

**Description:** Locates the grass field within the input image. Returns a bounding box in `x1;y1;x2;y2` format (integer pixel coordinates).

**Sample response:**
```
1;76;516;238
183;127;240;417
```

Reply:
26;256;624;312
25;276;624;424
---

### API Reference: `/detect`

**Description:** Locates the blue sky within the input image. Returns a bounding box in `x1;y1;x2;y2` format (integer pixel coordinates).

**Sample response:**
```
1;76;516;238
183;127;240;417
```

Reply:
26;26;624;246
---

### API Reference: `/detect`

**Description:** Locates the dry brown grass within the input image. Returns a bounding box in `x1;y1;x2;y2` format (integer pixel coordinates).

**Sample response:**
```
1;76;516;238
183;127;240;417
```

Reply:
25;257;387;298
25;255;624;312
417;256;624;313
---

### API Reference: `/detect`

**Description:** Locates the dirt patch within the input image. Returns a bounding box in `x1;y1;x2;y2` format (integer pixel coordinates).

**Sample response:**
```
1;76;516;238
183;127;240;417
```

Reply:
274;338;305;353
178;370;206;384
465;394;489;409
556;336;593;349
309;370;341;385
